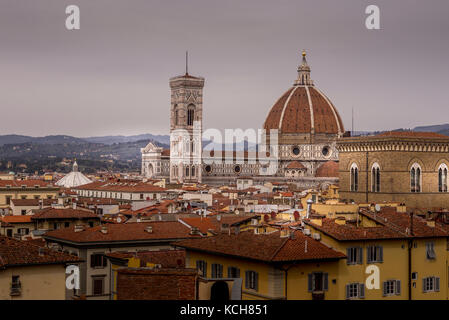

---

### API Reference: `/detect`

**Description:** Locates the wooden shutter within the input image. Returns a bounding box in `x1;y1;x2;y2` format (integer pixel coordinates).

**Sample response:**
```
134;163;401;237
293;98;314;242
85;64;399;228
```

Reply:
227;267;233;278
323;273;329;291
422;278;426;293
345;284;350;299
308;274;313;292
382;281;387;296
236;268;240;278
203;262;207;277
396;280;401;295
358;247;363;264
254;272;259;292
90;255;95;268
102;255;107;267
367;246;372;263
378;246;383;262
359;283;365;299
219;264;223;278
245;271;249;289
435;277;440;292
346;248;351;264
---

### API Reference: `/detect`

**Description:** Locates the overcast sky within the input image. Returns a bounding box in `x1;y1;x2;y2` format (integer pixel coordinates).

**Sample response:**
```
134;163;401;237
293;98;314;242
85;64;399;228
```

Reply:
0;0;448;137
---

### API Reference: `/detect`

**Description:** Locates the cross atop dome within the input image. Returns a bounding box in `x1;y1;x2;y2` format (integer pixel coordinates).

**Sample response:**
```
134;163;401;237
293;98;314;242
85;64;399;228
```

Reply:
294;49;314;86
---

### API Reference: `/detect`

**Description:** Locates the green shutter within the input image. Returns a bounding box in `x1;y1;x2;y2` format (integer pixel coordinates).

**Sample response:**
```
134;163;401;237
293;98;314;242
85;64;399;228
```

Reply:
346;248;351;264
358;247;363;264
359;283;365;299
435;277;440;292
254;272;259;292
396;280;401;295
308;274;313;292
323;273;329;291
345;284;350;299
245;271;249;289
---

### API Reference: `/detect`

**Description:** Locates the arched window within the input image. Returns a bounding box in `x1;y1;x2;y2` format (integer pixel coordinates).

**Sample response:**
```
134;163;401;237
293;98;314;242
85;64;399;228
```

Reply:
371;163;380;192
191;166;196;177
174;104;179;125
410;163;421;193
187;104;195;126
438;164;448;192
350;163;358;192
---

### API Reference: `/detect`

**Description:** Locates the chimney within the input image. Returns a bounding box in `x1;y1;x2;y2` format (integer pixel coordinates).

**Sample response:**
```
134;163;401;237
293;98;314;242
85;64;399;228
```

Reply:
306;199;313;219
335;217;346;225
74;224;84;232
39;199;43;209
58;197;64;206
145;225;153;233
100;226;108;234
426;220;435;228
137;213;141;223
72;202;76;210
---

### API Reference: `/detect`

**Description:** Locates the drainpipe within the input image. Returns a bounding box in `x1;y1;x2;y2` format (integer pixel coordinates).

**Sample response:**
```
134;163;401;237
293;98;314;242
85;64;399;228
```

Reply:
408;211;414;301
365;151;369;203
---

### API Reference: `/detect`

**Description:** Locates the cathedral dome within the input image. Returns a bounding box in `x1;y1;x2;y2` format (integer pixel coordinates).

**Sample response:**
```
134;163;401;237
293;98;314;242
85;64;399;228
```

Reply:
263;51;344;135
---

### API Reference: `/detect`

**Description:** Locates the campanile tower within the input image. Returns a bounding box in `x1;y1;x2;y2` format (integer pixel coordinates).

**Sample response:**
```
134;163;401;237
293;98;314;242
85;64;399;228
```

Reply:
169;56;205;184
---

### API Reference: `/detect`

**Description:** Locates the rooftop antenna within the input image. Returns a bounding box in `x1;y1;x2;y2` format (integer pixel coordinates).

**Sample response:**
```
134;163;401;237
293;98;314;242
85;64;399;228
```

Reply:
351;107;354;136
185;51;188;75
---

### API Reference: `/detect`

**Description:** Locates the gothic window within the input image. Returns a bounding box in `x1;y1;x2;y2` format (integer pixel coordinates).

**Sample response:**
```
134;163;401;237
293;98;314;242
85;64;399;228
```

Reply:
187;104;195;126
185;166;190;177
371;163;380;192
410;163;421;193
438;164;448;192
174;104;179;125
191;166;195;177
350;163;358;192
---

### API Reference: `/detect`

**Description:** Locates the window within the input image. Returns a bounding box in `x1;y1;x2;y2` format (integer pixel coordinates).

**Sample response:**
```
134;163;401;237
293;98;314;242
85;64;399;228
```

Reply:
426;242;436;260
92;277;104;295
350;163;358;192
10;275;21;296
438;164;448;192
245;271;258;291
371;162;380;192
347;247;363;265
410;163;421;192
383;280;401;296
292;146;300;156
187;105;195;126
191;166;195;177
174;104;179;125
307;272;328;292
346;283;365;299
90;254;107;268
140;193;144;200
185;166;190;177
5;196;11;205
65;222;70;228
423;276;440;293
228;267;240;278
196;260;207;277
21;210;27;215
211;263;223;278
367;245;383;263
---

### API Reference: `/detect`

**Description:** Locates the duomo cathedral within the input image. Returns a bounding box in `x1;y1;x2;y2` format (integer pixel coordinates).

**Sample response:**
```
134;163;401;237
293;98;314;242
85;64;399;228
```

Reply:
141;51;347;187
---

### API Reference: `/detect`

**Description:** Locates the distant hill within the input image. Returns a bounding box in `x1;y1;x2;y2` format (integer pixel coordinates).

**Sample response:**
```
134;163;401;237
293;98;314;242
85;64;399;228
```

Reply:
0;133;170;146
352;124;449;137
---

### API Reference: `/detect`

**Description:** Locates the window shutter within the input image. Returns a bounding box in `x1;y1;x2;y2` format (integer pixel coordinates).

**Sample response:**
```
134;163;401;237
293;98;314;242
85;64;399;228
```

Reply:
367;246;372;263
103;255;107;267
382;281;387;296
358;247;363;264
422;278;426;293
323;273;328;291
378;246;383;262
245;271;249;289
227;267;232;278
90;255;95;268
345;284;350;299
254;272;259;292
211;264;216;278
219;264;223;278
359;283;365;299
435;277;440;292
236;268;240;279
204;262;207;277
346;248;351;264
396;280;401;295
308;274;313;292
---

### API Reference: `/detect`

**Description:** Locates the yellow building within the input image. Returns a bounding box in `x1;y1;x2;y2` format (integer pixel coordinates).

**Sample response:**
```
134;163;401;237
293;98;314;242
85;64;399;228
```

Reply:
0;236;81;300
175;229;345;300
304;207;448;300
0;180;59;210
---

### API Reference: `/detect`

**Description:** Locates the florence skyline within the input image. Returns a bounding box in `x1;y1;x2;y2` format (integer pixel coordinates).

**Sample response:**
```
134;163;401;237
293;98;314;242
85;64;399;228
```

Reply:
0;0;448;137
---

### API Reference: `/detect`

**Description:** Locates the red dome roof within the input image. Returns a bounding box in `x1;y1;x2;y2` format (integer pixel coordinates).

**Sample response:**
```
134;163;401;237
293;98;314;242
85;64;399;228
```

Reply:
316;161;339;178
263;52;344;135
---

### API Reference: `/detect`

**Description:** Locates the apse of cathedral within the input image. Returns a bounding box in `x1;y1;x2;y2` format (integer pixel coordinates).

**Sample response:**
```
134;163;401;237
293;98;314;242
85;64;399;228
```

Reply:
141;51;345;187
